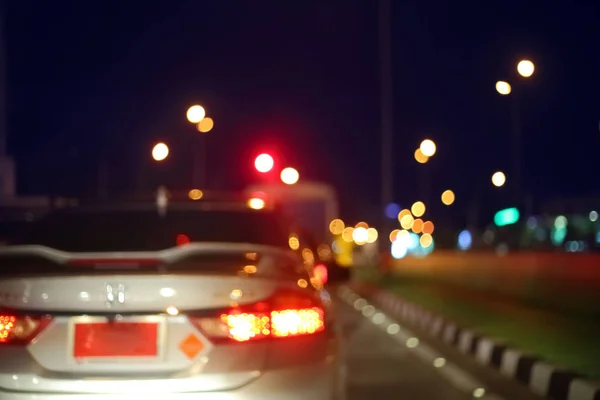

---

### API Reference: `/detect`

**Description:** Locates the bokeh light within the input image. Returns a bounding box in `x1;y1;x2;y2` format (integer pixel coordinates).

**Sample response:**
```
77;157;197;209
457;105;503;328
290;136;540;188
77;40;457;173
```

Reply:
400;214;414;230
397;209;411;222
411;201;426;217
254;154;274;173
420;233;433;248
329;219;345;235
152;142;169;161
186;105;206;123
288;234;300;250
355;221;369;229
419;139;436;157
495;81;512;95
188;189;203;200
352;227;368;245
422;221;435;235
389;229;400;242
196;117;214;133
517;60;535;78
385;203;401;219
247;198;265;210
491;171;506;187
412;218;424;233
281;167;300;185
366;228;379;243
441;190;455;206
341;227;354;243
414;148;429;164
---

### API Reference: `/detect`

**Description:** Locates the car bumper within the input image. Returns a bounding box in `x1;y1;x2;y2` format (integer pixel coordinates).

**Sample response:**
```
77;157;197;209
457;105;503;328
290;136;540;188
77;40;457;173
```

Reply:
0;361;337;400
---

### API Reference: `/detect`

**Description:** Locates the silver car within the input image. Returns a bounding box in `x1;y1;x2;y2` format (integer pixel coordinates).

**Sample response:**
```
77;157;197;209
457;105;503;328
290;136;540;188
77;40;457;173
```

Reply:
0;202;346;399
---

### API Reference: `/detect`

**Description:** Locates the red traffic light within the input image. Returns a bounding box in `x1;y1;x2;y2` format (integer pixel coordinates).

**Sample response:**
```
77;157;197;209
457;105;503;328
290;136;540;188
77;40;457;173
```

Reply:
254;153;274;173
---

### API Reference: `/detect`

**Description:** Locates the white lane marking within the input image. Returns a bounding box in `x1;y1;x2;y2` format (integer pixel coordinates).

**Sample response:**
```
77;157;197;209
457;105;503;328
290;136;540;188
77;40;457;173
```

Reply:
339;288;505;400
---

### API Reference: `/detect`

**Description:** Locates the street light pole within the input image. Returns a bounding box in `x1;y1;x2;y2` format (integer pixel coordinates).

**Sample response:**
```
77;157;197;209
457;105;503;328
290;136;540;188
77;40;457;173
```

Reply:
379;0;393;230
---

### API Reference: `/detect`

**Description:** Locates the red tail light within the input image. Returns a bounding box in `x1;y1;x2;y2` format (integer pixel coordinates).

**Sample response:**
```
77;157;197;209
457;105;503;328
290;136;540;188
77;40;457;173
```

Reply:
190;289;325;342
0;313;52;345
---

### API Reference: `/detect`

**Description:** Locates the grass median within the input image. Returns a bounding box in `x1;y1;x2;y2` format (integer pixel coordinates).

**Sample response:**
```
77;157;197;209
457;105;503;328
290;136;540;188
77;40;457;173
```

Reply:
363;272;600;379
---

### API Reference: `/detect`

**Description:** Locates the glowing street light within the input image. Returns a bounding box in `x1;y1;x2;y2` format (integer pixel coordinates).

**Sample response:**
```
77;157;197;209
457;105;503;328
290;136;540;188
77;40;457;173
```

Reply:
491;171;506;187
196;117;214;133
441;190;455;206
414;148;429;164
186;105;206;123
254;153;274;173
496;81;512;95
152;142;169;161
420;139;436;157
281;167;299;185
517;60;535;78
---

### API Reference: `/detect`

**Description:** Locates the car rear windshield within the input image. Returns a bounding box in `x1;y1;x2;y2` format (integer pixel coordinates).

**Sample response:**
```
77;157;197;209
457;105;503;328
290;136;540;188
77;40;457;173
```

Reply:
9;207;291;252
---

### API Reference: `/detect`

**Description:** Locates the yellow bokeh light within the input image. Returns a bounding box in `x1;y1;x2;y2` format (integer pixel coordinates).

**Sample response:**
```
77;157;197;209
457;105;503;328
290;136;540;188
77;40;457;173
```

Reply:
297;279;308;288
329;219;345;235
441;190;455;206
412;218;424;233
243;265;257;274
355;221;369;229
352;227;368;245
389;229;400;242
495;81;511;95
411;201;426;217
366;228;378;243
288;235;300;250
341;227;354;243
397;209;412;222
396;229;409;244
302;248;315;264
517;60;535;78
247;198;265;210
422;221;435;235
317;244;332;261
414;148;429;164
419;139;436;157
152;142;169;161
491;171;506;187
420;233;433;248
280;167;300;185
186;105;206;123
197;117;214;133
188;189;203;200
400;214;414;230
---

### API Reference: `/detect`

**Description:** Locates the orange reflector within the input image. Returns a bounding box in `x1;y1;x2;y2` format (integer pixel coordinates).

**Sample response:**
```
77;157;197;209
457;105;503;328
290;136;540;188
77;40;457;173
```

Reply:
179;334;205;359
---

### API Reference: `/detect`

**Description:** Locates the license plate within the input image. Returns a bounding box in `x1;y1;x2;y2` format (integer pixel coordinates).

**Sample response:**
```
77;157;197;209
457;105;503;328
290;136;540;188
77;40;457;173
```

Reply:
73;322;159;358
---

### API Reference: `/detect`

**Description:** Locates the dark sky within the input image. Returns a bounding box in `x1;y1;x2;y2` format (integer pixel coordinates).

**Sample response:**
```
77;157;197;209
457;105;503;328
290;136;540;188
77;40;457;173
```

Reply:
5;1;600;225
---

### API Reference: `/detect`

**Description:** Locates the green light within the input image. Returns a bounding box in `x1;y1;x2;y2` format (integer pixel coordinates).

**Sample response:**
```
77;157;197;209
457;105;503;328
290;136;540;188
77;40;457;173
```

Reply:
494;207;520;227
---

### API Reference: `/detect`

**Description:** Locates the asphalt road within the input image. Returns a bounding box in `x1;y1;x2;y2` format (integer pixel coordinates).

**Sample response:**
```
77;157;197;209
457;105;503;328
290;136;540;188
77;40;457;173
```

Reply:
335;295;472;400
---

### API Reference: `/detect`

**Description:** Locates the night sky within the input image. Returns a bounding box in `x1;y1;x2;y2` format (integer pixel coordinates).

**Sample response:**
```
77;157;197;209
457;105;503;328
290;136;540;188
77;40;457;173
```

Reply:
5;1;600;225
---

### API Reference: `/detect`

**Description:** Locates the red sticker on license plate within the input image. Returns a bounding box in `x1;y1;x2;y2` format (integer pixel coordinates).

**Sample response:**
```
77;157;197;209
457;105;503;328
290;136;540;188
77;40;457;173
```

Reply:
73;322;158;358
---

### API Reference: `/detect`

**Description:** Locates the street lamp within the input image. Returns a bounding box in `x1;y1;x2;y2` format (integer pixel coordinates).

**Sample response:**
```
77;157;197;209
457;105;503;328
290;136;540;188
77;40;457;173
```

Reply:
281;167;299;185
517;60;535;78
186;105;206;124
152;142;169;161
197;117;214;133
495;81;512;95
414;148;428;164
491;171;506;187
419;139;436;157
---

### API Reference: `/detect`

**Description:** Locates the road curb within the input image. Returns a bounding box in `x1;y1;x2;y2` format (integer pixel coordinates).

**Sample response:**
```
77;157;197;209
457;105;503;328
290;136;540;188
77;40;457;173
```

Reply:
347;282;600;400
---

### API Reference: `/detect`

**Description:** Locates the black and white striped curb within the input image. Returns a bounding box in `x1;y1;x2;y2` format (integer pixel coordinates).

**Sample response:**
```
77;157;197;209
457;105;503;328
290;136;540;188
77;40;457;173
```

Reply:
348;283;600;400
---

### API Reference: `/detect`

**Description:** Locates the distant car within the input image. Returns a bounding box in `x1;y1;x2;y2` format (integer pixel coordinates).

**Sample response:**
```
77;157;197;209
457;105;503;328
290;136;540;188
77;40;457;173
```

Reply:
0;201;347;399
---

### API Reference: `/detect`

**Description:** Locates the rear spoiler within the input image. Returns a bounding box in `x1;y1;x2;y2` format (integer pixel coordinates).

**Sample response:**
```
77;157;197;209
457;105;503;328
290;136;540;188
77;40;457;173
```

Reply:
0;243;298;265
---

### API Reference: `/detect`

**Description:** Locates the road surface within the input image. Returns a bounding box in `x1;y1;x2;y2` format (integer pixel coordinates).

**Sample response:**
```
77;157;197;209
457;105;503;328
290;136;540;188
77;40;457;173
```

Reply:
336;293;472;399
